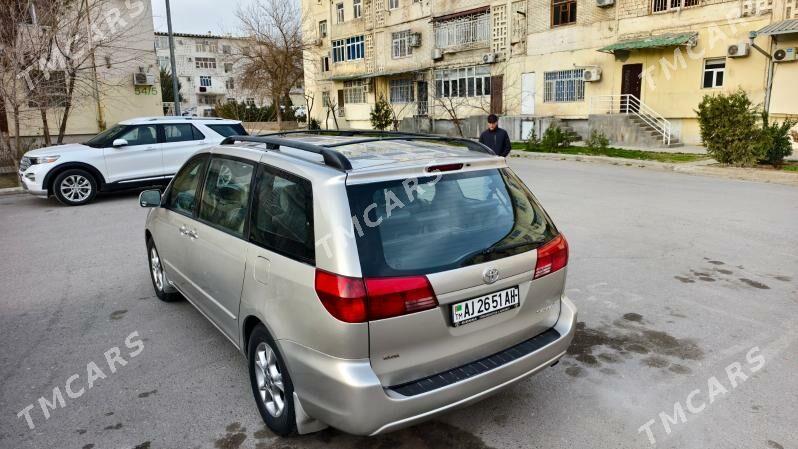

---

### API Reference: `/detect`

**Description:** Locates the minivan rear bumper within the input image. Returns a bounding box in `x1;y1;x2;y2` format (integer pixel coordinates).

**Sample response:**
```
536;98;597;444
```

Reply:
280;295;578;436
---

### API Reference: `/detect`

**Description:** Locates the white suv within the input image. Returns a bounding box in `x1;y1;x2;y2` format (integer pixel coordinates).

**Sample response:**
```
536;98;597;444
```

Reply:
18;116;247;206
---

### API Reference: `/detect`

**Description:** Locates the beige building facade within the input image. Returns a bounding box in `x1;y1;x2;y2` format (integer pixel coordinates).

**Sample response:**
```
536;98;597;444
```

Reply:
303;0;797;146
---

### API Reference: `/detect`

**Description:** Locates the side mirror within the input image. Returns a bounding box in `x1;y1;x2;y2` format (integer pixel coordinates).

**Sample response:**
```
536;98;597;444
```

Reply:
139;189;161;208
112;138;128;147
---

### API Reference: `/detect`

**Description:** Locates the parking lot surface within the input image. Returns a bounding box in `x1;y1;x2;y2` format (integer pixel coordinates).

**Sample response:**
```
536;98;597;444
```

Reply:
1;158;796;449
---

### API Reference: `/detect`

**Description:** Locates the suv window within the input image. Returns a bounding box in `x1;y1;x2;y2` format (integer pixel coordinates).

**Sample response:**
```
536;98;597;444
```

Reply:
206;123;248;137
346;168;557;276
198;157;255;236
118;125;157;146
165;155;208;216
249;165;314;264
162;124;203;143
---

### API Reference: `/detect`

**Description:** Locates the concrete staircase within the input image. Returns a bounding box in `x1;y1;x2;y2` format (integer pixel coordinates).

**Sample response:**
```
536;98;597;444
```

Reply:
628;115;683;148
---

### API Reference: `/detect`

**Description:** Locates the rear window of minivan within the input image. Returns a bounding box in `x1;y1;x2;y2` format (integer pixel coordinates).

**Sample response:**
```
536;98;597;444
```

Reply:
346;168;557;277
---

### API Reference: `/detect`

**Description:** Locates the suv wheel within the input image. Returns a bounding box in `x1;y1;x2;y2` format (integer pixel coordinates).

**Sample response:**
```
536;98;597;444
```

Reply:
248;325;296;436
146;239;181;302
53;169;97;206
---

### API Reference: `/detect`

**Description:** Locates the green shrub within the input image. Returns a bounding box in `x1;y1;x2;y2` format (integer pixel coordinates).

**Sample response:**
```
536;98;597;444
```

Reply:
525;127;540;151
308;118;321;130
696;89;761;166
586;129;610;151
539;125;571;151
756;112;796;168
370;95;393;131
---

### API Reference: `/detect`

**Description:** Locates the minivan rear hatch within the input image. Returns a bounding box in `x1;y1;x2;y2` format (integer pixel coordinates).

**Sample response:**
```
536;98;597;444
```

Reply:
345;167;568;387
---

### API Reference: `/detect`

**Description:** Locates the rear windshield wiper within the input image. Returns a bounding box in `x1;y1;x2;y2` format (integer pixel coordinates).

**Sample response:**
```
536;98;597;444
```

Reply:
462;239;540;264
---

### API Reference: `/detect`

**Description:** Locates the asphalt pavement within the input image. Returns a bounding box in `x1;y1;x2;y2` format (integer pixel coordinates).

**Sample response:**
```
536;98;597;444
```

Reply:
0;158;796;449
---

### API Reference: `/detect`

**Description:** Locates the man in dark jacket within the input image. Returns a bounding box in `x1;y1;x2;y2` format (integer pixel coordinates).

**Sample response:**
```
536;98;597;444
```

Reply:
478;114;511;157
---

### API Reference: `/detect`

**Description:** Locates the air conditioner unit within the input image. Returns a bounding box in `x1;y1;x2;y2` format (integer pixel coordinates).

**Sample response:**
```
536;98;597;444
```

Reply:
432;48;443;60
727;42;749;57
409;33;422;47
773;47;797;62
596;0;614;7
582;67;602;82
133;73;155;86
199;86;207;93
482;52;497;64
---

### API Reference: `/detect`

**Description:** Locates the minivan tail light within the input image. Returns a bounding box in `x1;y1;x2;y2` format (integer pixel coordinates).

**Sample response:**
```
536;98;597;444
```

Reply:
364;276;438;320
314;269;368;323
534;234;568;279
314;270;438;323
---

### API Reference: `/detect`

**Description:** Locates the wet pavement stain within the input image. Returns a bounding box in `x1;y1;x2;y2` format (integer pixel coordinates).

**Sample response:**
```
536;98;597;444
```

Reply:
103;423;123;430
104;412;114;416
133;443;151;449
109;310;127;320
252;420;497;449
138;389;157;398
739;278;770;290
715;268;734;275
82;444;94;449
215;423;247;449
707;260;725;265
565;366;587;378
76;429;87;435
674;275;695;283
698;276;716;282
767;441;785;449
253;427;272;439
565;318;702;375
773;275;791;282
622;313;644;323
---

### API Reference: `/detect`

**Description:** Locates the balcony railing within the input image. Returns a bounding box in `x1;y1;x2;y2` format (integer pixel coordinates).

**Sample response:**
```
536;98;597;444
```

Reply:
434;13;490;50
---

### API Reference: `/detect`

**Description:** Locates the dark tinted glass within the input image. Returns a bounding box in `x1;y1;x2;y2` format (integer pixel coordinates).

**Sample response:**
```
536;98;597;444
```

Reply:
118;125;157;145
346;168;557;276
206;124;248;137
249;166;314;264
163;124;202;143
165;156;207;216
198;158;255;236
84;124;127;147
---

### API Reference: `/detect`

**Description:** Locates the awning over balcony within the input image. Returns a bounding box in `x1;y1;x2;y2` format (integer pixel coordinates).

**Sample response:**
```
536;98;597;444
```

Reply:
328;68;429;81
598;32;698;54
431;6;490;22
756;19;798;38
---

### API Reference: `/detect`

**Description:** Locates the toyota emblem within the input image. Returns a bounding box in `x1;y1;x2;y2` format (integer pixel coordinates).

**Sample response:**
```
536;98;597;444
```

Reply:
483;267;499;284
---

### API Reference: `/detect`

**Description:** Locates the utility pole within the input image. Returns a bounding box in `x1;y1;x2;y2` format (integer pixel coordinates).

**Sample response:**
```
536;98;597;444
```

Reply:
165;0;181;116
84;0;106;130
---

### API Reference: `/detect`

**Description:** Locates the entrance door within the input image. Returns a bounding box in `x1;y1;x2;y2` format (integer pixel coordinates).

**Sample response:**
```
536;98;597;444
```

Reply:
620;64;643;113
416;81;428;116
521;72;536;115
490;75;504;115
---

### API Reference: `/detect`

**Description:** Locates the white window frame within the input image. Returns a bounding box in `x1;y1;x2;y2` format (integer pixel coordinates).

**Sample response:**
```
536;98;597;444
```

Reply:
319;20;328;38
224;62;234;73
225;78;235;90
434;12;491;49
334;35;364;62
195;57;217;69
157;56;171;70
389;79;415;103
702;58;725;89
392;30;412;58
388;0;399;9
652;0;700;13
336;3;345;23
343;80;366;104
332;39;345;62
353;0;362;18
543;69;584;102
200;76;212;87
433;66;491;98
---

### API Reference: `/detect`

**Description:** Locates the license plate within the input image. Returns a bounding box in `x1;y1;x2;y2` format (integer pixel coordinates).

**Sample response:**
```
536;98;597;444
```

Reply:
451;286;520;327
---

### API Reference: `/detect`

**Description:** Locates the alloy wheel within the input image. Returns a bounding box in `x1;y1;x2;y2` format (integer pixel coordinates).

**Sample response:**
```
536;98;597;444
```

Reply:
254;342;285;418
59;174;92;202
150;246;164;291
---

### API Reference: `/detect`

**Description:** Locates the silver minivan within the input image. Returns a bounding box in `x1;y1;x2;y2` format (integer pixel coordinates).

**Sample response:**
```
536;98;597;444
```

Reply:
140;131;577;436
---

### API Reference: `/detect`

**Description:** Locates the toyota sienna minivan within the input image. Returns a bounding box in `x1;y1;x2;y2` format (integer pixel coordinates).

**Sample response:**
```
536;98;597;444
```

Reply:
140;131;577;436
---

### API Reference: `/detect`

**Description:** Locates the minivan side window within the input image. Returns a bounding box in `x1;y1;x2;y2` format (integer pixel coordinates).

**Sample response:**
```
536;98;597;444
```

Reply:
165;155;208;216
198;157;255;237
249;165;314;264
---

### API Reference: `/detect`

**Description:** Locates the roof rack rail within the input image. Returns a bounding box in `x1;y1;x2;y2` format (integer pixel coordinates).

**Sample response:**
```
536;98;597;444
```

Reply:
260;129;496;155
220;135;352;171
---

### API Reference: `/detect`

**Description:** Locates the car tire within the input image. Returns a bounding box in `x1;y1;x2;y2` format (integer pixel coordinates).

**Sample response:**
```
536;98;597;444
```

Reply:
146;239;181;302
248;324;296;436
53;169;98;206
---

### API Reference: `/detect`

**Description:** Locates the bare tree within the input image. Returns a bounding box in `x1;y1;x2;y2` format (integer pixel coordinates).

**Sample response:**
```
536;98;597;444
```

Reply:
236;0;307;129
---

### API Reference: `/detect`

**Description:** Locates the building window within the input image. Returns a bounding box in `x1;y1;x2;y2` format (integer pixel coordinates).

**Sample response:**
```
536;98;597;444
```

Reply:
390;79;414;103
433;12;491;49
652;0;699;13
245;98;256;106
224;62;234;73
543;69;584;102
155;36;169;49
343;80;366;103
392;30;412;58
333;36;364;62
225;78;235;90
322;91;331;107
552;0;576;27
199;95;217;105
196;57;217;69
319;20;327;38
196;40;218;53
321;56;330;72
434;66;491;98
336;3;344;23
222;45;232;55
388;0;399;9
200;76;212;87
702;58;725;88
354;0;362;18
27;70;68;107
227;98;236;103
158;56;171;70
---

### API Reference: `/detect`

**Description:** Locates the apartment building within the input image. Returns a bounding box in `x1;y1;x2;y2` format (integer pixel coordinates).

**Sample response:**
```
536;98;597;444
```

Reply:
303;0;798;145
154;32;269;117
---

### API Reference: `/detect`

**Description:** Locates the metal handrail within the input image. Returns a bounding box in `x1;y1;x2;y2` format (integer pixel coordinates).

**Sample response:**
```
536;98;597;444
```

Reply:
590;94;672;146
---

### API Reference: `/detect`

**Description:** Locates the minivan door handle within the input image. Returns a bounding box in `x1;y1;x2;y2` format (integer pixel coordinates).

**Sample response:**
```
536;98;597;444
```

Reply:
187;229;198;240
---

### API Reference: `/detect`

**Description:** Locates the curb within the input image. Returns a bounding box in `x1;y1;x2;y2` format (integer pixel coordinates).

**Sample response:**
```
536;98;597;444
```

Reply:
0;187;23;196
509;151;798;187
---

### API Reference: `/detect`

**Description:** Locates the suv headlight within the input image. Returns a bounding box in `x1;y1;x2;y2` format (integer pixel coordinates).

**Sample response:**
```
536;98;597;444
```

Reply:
32;155;60;164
